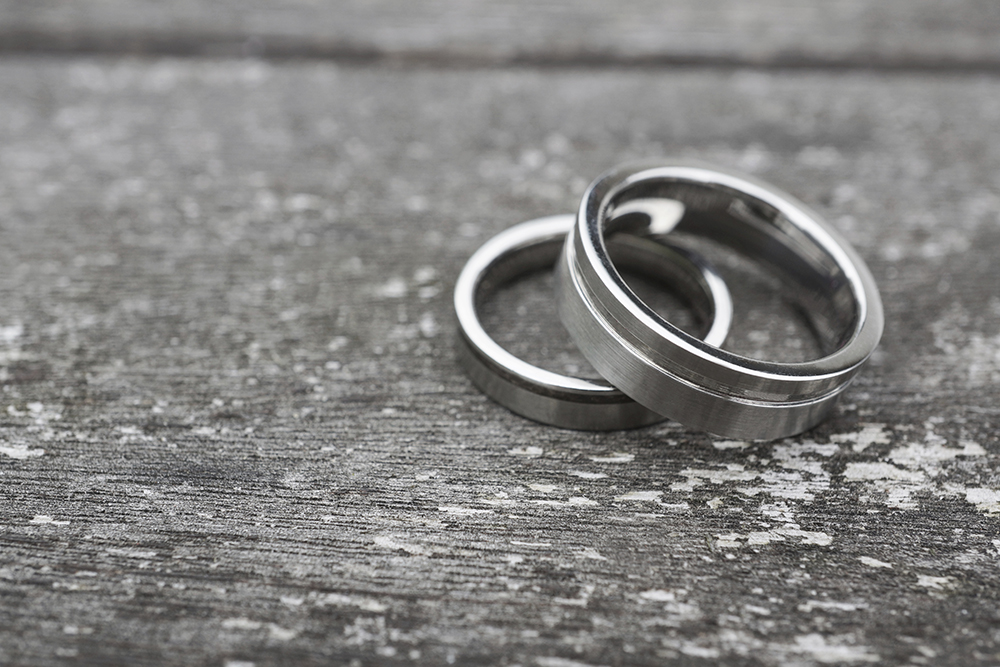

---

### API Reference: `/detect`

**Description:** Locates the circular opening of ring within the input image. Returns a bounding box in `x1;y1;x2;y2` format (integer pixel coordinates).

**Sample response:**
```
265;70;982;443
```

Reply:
479;253;708;379
602;181;860;363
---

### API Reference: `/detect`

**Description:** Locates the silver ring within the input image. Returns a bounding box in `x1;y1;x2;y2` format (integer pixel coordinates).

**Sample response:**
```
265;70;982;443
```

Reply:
558;160;884;440
455;214;732;430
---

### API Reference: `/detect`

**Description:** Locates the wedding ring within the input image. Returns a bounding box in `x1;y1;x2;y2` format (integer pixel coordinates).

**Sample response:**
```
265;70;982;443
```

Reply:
558;160;883;440
455;214;732;430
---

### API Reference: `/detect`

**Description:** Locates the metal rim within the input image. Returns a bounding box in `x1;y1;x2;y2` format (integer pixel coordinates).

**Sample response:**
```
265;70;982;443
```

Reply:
558;160;884;439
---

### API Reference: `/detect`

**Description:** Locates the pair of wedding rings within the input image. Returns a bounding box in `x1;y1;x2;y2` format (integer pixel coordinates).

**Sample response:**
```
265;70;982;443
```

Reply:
454;160;883;440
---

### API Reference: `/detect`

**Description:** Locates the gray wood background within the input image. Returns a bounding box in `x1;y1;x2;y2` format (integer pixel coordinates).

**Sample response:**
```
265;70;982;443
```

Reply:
1;2;999;665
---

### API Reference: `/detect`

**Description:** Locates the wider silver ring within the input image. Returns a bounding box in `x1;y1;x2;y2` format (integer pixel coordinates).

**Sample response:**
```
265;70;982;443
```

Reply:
558;160;884;440
455;214;732;430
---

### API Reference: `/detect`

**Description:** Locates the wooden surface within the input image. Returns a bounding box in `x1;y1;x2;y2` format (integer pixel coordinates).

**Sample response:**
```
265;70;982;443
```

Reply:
2;1;1000;69
1;3;1000;666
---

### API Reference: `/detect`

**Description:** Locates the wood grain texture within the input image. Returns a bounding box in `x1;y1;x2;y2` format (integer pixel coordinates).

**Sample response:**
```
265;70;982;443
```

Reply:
1;1;1000;69
0;58;999;665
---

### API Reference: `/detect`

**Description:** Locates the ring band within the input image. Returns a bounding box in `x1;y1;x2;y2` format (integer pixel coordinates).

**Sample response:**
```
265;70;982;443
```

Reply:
558;160;884;440
454;214;732;430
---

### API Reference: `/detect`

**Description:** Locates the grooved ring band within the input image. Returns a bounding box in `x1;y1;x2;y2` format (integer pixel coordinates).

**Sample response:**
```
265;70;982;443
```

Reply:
557;160;884;440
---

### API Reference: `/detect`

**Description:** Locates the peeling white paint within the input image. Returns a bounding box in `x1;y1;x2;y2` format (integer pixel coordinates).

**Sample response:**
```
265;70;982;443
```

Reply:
528;483;559;493
831;424;890;452
777;441;839;460
480;494;517;507
916;575;953;591
589;453;634;463
843;462;923;482
27;402;61;423
268;625;297;641
535;657;608;667
858;556;893;569
372;535;432;556
0;444;45;460
658;502;690;511
672;464;758;492
7;402;60;426
530;497;598;508
327;335;349;351
844;422;990;511
679;644;720;659
786;529;833;546
413;266;437;284
53;581;97;592
418;312;438;338
842;463;924;509
744;604;771;615
760;503;796;523
343;614;389;648
552;596;587;607
106;548;157;558
221;618;295;641
30;515;69;525
377;277;407;299
889;439;985;468
660;625;879;663
965;488;1000;515
716;527;832;548
715;533;743;549
730;444;836;506
639;589;677;602
0;323;23;344
566;471;607;480
790;634;879;663
670;454;838;501
712;439;750;450
573;548;606;561
315;593;388;613
741;469;828;501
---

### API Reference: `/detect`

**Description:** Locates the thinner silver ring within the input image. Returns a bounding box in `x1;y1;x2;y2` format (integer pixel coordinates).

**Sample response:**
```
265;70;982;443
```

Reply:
558;160;884;440
454;214;733;430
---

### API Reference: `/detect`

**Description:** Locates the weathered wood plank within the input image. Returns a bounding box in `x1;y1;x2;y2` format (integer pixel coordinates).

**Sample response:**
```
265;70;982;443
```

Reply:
1;1;1000;68
0;58;999;665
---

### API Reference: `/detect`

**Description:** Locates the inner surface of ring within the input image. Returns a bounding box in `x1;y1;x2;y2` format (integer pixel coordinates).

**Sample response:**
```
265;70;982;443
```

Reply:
478;235;718;376
603;181;856;357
